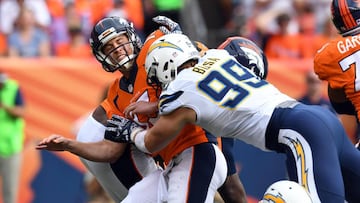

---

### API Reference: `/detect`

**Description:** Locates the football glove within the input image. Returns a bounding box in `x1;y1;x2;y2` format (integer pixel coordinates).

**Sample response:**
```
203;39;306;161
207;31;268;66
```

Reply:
104;114;142;143
152;15;182;34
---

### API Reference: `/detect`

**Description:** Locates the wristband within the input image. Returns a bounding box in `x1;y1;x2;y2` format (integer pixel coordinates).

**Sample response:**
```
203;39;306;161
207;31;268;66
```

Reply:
130;127;144;141
132;129;151;154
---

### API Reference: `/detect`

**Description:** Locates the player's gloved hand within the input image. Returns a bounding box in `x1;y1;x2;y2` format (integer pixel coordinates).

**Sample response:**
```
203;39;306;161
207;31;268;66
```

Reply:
152;15;182;34
104;114;143;143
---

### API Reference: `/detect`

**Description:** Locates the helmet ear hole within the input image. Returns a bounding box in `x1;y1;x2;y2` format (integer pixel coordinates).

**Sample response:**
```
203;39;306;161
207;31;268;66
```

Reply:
171;69;176;79
163;62;169;79
147;63;161;87
163;62;169;72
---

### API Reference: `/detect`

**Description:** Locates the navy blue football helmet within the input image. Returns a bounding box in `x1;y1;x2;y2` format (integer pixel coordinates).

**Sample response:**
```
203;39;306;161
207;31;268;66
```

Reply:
89;17;142;72
218;36;268;80
331;0;360;36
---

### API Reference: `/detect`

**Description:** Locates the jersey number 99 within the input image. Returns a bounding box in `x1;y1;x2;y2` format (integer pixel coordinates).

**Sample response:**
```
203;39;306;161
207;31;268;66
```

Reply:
198;59;267;108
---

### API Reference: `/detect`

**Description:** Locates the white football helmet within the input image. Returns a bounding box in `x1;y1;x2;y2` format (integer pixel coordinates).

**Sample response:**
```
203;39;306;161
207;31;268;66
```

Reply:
145;33;200;88
259;180;313;203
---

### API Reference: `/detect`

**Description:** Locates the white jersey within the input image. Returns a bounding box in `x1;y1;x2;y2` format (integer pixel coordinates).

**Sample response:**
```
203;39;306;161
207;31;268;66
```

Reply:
159;49;294;151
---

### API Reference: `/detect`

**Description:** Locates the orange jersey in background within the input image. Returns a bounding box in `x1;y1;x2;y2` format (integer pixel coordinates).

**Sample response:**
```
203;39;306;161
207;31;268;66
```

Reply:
314;35;360;120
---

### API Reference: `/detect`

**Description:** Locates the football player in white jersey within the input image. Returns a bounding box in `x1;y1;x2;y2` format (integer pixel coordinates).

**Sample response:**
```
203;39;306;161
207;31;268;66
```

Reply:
104;33;360;203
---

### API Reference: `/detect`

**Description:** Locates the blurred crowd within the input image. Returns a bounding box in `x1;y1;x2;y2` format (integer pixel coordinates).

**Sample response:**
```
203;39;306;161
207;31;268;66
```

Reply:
0;0;144;58
0;0;336;59
225;0;337;59
0;1;345;202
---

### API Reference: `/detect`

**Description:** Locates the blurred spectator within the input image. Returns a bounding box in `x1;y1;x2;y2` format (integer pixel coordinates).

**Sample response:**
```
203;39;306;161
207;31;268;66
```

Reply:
0;0;50;35
196;0;234;47
297;4;328;58
298;70;336;114
292;0;332;34
264;13;301;59
0;71;26;203
321;17;340;41
49;0;144;55
105;0;145;40
48;2;81;55
73;0;113;39
0;32;6;56
239;0;332;52
49;0;114;53
54;25;92;58
0;0;20;35
126;0;146;36
7;7;51;57
241;0;298;49
143;0;184;36
106;0;128;19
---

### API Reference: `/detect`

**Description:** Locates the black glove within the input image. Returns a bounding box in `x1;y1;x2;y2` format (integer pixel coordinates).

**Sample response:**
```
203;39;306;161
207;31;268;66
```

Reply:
104;114;142;143
152;15;182;34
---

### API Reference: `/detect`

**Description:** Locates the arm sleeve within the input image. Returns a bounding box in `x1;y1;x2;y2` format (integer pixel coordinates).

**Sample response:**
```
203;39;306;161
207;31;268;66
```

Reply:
76;115;106;142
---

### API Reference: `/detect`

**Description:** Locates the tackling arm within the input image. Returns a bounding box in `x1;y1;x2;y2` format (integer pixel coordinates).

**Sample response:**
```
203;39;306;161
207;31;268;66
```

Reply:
135;107;197;153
